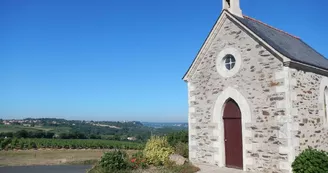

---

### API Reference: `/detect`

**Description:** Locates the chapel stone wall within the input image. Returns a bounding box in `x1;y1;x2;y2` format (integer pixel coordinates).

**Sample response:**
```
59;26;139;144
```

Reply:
290;70;328;155
188;16;291;172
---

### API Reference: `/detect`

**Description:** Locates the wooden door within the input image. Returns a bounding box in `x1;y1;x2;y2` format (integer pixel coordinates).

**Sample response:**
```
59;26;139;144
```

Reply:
223;99;243;169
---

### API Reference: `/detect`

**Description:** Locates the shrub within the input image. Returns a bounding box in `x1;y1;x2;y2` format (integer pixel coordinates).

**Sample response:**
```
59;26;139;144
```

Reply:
1;138;11;150
143;136;174;166
129;151;148;169
292;147;328;173
174;142;189;158
99;150;129;172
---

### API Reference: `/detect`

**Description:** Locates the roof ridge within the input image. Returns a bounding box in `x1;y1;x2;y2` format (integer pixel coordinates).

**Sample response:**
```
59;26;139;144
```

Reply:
243;15;300;40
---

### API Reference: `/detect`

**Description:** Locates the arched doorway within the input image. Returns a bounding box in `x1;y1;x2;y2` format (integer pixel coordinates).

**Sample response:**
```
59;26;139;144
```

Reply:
223;99;243;169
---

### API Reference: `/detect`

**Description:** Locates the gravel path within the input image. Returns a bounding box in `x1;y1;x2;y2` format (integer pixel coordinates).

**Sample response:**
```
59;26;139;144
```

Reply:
0;165;92;173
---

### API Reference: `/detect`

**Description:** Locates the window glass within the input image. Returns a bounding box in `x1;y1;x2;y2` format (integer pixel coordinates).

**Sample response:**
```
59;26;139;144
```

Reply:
224;54;236;70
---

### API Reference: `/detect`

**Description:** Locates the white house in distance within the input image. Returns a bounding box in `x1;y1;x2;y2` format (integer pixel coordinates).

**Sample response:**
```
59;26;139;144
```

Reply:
183;0;328;172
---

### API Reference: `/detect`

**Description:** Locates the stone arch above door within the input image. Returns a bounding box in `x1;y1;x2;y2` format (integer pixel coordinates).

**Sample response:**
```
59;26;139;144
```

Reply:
212;87;252;171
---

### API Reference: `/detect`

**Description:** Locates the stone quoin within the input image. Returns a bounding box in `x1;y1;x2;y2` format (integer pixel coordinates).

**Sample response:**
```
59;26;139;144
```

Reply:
183;0;328;172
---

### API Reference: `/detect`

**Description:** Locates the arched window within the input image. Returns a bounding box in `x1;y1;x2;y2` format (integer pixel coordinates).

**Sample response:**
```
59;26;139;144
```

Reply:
325;87;328;123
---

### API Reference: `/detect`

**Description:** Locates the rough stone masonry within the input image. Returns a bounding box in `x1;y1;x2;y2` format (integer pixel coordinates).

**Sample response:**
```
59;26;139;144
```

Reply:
185;12;328;173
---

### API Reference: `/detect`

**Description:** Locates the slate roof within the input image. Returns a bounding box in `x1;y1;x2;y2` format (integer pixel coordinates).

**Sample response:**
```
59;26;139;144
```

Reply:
231;14;328;71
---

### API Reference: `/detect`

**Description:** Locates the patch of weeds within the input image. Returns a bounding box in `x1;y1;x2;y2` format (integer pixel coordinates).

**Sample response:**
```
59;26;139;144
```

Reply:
66;159;99;165
88;164;133;173
163;163;200;173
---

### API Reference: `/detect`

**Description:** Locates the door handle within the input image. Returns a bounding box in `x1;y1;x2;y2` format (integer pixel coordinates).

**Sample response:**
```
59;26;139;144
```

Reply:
224;139;227;142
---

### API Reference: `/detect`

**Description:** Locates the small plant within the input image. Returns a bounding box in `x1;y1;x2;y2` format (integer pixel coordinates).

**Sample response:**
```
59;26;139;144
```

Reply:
143;136;174;166
99;150;129;172
292;147;328;173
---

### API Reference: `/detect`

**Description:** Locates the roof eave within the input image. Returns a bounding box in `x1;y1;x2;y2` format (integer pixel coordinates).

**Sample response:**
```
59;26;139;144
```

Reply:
286;60;328;77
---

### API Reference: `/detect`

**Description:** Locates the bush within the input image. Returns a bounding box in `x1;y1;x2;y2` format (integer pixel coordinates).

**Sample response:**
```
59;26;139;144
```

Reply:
174;142;188;158
129;151;148;169
99;150;129;172
143;136;174;166
292;147;328;173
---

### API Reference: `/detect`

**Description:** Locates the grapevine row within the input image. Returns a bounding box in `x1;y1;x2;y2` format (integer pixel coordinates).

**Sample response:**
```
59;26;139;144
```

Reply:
0;138;144;150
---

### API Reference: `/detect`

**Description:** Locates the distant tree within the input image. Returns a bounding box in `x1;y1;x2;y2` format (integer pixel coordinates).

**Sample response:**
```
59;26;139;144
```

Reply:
45;132;55;138
89;134;101;139
167;130;188;146
6;132;13;138
59;133;68;139
113;134;120;141
14;130;29;138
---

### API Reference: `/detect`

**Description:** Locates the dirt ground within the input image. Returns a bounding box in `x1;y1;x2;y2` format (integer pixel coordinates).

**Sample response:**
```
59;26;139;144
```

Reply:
0;149;137;167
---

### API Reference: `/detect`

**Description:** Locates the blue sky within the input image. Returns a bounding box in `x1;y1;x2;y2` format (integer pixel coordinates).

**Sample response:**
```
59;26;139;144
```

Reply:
1;0;328;122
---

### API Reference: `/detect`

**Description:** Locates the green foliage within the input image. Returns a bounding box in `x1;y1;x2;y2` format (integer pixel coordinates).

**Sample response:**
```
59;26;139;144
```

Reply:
0;138;144;150
292;147;328;173
167;131;189;158
143;136;174;166
89;162;199;173
0;119;188;143
130;151;148;169
88;165;132;173
15;130;29;138
165;163;200;173
58;132;87;139
0;130;54;139
0;138;11;150
99;150;129;172
167;130;188;147
174;142;188;158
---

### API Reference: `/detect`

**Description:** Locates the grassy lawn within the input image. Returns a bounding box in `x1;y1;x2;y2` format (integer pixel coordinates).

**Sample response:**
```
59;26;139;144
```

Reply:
0;149;138;167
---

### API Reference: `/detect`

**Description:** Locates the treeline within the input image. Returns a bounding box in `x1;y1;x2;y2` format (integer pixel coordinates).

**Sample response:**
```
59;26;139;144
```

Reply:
166;130;188;146
0;130;55;139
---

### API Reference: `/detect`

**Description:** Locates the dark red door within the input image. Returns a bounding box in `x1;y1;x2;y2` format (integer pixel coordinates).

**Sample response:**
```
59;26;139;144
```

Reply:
223;99;243;169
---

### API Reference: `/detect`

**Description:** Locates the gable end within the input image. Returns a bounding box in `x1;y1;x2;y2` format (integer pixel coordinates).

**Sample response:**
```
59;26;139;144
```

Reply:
183;10;291;82
182;11;228;82
183;10;328;81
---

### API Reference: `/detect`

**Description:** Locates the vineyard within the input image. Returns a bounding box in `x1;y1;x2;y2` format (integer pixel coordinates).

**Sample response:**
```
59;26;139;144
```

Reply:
0;138;145;150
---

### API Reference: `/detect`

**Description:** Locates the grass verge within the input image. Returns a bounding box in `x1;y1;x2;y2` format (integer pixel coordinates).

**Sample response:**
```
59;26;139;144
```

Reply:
88;164;200;173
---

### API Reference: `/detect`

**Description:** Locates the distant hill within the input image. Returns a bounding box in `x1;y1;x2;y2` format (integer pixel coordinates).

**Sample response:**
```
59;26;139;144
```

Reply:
142;122;188;129
0;118;187;142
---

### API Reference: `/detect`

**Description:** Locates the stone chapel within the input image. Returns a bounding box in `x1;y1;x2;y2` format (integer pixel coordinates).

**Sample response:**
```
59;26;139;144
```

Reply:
183;0;328;172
